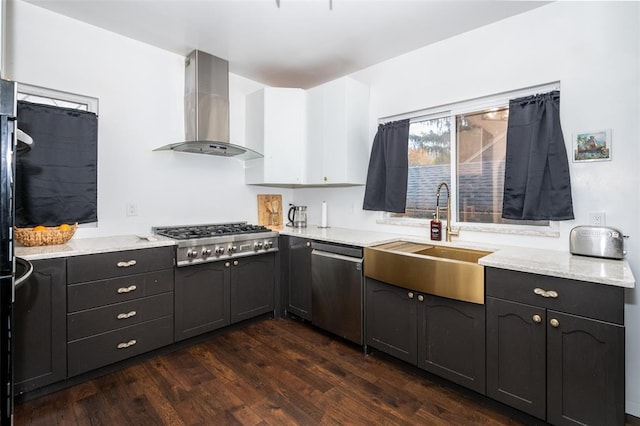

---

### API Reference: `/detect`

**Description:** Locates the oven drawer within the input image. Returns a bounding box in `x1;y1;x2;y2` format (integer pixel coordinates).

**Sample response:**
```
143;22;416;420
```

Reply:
67;292;173;341
67;315;173;377
67;246;175;283
68;269;174;312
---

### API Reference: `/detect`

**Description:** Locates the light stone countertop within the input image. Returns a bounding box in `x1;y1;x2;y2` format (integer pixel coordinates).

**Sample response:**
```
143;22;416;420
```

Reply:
478;247;635;288
16;226;635;289
280;225;635;289
15;234;177;261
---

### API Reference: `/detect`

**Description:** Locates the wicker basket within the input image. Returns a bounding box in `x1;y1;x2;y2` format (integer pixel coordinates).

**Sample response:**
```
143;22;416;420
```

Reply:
14;223;78;247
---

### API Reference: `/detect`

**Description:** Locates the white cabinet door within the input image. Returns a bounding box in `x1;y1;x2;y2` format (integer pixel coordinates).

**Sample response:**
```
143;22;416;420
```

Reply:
305;85;325;184
304;77;369;185
245;88;306;185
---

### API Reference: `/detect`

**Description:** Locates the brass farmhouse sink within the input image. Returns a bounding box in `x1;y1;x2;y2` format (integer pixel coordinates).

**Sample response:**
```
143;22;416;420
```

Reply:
363;241;492;304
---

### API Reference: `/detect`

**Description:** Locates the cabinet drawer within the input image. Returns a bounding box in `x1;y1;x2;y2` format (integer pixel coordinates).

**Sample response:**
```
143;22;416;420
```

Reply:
67;292;173;340
68;269;174;312
486;268;624;325
67;246;175;283
67;315;173;377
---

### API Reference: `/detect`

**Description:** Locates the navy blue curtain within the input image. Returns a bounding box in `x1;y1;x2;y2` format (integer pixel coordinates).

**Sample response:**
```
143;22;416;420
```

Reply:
15;101;98;227
502;91;574;221
363;119;410;213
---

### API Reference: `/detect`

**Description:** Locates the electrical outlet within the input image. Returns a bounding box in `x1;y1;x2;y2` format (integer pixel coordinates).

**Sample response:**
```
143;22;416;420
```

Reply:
126;202;138;217
589;211;605;226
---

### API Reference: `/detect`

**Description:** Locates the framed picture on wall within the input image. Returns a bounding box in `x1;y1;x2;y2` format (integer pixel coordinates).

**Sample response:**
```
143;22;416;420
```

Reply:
573;129;611;162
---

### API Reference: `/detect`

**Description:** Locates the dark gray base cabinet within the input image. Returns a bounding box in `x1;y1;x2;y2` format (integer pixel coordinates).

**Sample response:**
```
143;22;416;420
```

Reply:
486;267;625;426
175;253;275;342
366;278;485;394
284;236;312;320
486;297;545;419
175;261;230;341
66;246;175;377
365;278;416;364
418;294;485;394
230;253;275;323
68;316;173;377
14;258;67;394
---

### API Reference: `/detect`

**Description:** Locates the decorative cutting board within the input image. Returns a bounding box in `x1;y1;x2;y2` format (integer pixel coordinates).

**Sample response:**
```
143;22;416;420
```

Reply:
257;194;283;230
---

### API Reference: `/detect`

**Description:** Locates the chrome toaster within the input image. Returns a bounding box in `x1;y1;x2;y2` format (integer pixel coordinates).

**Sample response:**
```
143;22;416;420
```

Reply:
569;226;626;260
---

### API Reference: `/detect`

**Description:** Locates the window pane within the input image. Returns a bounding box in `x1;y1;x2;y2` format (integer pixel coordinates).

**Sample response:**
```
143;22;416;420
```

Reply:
403;117;451;219
456;108;507;224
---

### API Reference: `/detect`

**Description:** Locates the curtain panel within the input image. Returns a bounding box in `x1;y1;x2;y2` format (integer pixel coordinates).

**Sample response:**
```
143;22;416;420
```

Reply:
363;119;410;213
502;91;574;221
16;101;98;227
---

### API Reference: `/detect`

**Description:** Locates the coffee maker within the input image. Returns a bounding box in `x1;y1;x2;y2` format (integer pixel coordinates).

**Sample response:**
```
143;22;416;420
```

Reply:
287;204;308;228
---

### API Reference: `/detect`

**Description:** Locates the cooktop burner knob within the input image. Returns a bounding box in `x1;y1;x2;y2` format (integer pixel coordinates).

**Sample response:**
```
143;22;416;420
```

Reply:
228;245;237;254
254;242;264;251
187;250;198;259
202;248;212;257
215;247;225;255
264;240;273;249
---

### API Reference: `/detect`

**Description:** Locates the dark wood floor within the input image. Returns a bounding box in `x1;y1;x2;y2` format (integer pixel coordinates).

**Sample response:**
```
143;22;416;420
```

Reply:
15;318;537;425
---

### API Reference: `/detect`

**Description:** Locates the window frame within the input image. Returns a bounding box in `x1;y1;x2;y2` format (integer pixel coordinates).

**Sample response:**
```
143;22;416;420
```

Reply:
17;83;99;114
379;82;561;237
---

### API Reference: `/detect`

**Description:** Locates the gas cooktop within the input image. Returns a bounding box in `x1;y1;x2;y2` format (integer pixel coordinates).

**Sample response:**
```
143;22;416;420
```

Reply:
152;222;279;266
153;223;271;240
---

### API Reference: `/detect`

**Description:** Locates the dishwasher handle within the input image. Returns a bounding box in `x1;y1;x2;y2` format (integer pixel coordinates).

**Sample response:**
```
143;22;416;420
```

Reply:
312;249;363;266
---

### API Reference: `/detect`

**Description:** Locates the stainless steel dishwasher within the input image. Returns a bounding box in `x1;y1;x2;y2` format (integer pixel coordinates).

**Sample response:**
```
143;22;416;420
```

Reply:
311;242;363;345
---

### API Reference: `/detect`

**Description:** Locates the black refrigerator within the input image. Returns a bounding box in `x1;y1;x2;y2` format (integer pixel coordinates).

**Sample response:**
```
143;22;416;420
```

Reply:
0;78;18;425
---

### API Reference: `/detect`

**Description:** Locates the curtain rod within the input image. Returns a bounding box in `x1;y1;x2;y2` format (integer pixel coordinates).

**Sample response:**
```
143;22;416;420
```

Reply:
379;81;561;124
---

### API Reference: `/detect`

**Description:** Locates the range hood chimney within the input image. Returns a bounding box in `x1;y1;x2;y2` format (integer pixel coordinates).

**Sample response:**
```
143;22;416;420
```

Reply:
154;50;262;160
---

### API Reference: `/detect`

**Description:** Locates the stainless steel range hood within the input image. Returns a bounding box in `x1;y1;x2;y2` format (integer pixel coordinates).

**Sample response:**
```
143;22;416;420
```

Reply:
154;50;262;160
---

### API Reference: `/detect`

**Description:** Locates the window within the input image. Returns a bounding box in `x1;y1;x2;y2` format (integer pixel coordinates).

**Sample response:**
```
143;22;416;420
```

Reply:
389;84;557;230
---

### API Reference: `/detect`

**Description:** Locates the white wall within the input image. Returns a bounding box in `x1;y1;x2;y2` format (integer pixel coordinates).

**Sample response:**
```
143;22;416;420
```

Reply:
293;2;640;415
5;0;294;237
6;0;640;416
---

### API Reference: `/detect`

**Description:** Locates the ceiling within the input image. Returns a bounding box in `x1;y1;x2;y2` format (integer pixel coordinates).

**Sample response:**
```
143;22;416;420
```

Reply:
23;0;549;89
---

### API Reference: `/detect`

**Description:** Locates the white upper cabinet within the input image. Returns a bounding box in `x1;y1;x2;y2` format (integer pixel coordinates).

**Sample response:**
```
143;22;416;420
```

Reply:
244;78;369;187
244;88;306;186
304;77;370;186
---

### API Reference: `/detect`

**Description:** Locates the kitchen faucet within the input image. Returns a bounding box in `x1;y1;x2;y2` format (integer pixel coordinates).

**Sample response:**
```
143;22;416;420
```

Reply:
435;182;459;242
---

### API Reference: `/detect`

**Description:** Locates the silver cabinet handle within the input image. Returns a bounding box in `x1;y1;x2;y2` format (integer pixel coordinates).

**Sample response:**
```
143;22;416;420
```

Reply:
407;292;414;299
117;285;137;294
533;287;558;298
532;314;542;323
116;339;137;349
233;260;239;266
116;310;137;320
306;242;311;247
550;318;560;328
116;260;137;268
417;295;424;302
225;262;230;267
